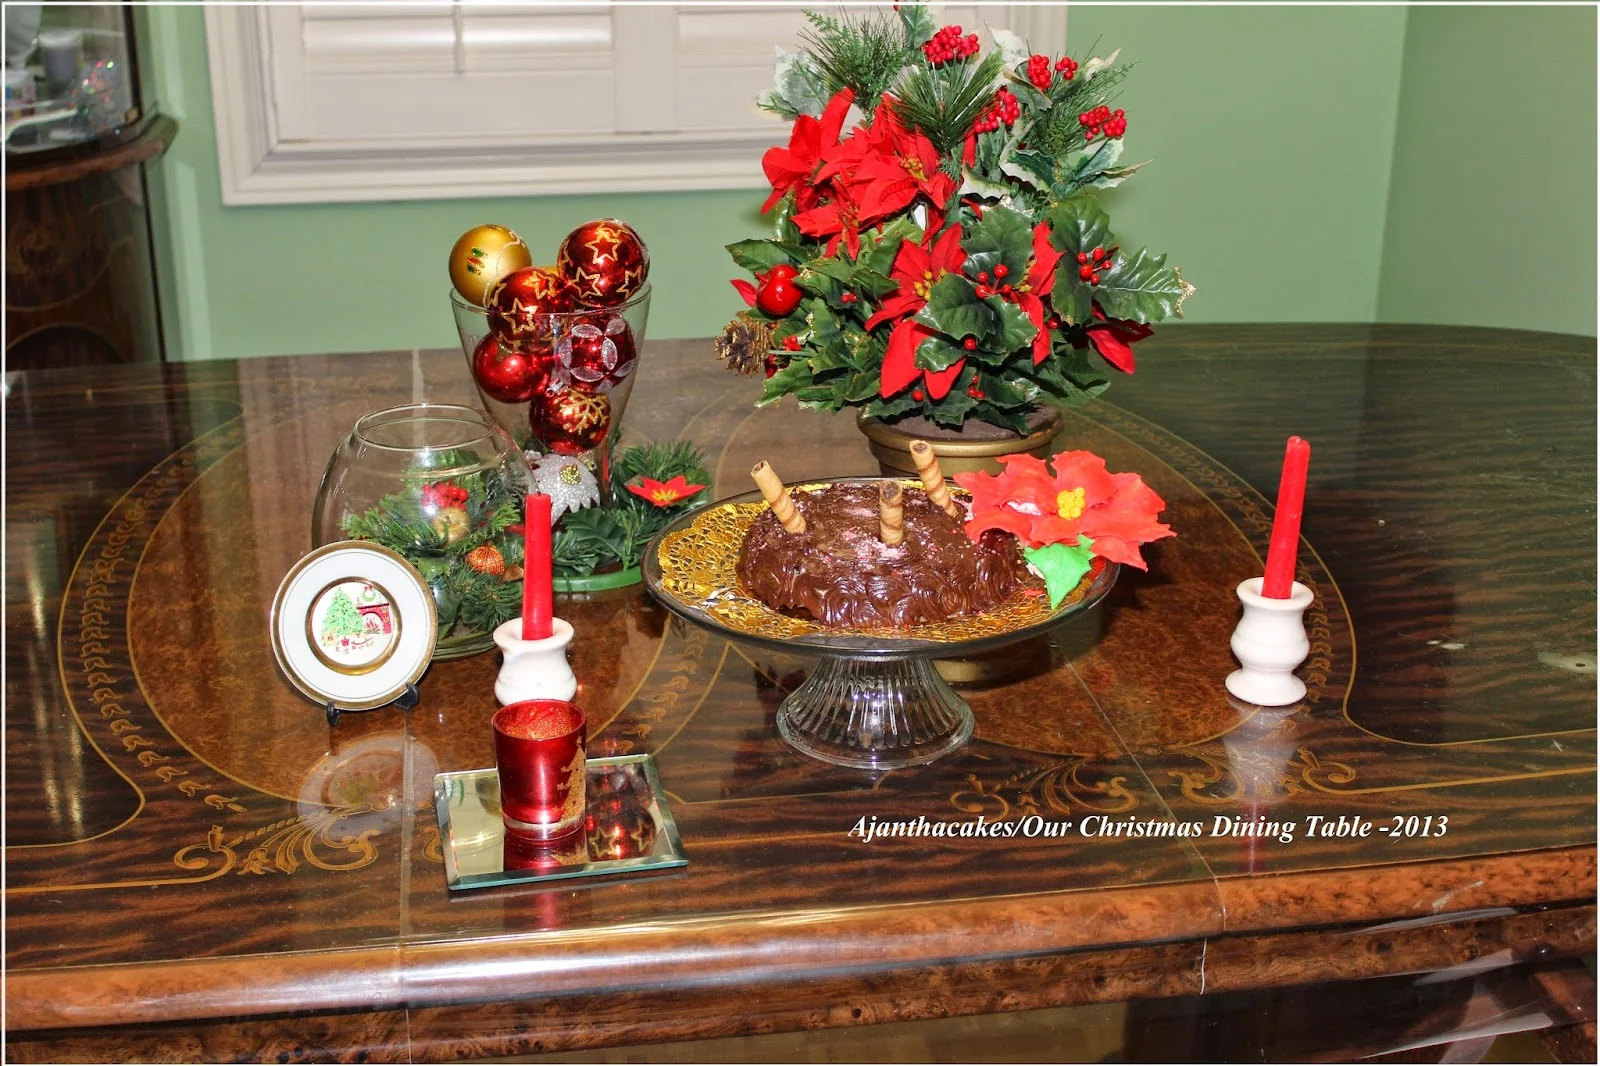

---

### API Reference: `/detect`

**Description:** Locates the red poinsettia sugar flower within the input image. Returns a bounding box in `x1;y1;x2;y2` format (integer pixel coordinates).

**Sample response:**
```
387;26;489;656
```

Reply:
953;451;1174;569
1082;305;1154;373
864;224;965;330
626;475;705;508
760;88;854;213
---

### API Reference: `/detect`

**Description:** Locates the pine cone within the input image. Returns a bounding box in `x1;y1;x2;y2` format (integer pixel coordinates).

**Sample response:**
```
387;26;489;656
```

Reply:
715;313;776;376
465;544;506;577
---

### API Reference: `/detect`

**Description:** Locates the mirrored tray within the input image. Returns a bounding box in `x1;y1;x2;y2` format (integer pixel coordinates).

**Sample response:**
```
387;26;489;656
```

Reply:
643;478;1119;770
433;755;686;891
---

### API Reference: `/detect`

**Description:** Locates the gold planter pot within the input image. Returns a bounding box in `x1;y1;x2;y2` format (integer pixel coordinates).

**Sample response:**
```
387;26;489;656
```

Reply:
856;405;1064;477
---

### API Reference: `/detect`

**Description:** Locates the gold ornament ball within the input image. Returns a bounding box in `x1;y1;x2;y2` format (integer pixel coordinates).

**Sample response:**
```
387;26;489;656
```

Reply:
448;224;534;305
431;506;471;544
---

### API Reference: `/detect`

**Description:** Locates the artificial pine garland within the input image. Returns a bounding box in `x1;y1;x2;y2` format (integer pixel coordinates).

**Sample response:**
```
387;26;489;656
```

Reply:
342;442;711;636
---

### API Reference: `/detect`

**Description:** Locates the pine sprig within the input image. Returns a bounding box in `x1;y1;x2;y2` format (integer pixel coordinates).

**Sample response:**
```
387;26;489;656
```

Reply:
341;498;448;555
1031;62;1133;159
892;50;1003;157
800;10;913;111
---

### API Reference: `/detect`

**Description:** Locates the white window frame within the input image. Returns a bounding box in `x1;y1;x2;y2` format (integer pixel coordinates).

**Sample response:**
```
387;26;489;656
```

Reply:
206;4;1067;206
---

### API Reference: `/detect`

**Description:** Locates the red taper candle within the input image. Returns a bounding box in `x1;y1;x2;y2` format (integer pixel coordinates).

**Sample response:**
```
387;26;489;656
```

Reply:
1261;437;1311;598
522;493;554;640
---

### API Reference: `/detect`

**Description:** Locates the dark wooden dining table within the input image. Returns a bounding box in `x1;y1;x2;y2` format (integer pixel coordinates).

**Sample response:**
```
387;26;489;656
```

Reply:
5;324;1595;1063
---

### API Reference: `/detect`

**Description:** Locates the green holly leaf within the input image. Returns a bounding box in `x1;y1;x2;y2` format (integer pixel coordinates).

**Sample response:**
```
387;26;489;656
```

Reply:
726;240;793;273
927;387;978;427
758;358;813;405
1061;139;1123;192
958;167;1013;203
1024;536;1096;609
1088;160;1149;190
979;371;1033;409
914;273;993;342
1034;349;1107;406
1048;194;1114;258
961;204;1033;283
804;256;856;283
916;333;967;372
1000;148;1056;191
990;299;1038;354
845;370;884;402
855;217;919;277
1051;271;1094;327
772;190;802;243
851;267;900;299
1092;248;1191;324
970;402;1032;434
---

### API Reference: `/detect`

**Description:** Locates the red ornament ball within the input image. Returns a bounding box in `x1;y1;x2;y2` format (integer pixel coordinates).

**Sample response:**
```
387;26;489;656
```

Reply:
534;386;612;454
486;266;573;344
756;263;803;317
471;333;553;404
556;219;649;308
559;313;637;393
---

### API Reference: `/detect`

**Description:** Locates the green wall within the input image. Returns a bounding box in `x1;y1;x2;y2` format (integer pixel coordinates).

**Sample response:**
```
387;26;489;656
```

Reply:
1378;6;1596;336
138;5;1591;362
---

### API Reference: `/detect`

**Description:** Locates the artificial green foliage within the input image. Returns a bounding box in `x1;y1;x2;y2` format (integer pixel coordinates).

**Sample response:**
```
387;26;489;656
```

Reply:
728;8;1192;434
553;442;712;577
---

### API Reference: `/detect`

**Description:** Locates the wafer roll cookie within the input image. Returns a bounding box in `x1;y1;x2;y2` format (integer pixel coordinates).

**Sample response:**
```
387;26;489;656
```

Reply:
878;481;904;547
751;461;806;534
909;441;961;518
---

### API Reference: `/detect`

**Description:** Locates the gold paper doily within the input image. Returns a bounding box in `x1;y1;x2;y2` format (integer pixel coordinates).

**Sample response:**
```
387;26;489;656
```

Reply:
654;482;1108;643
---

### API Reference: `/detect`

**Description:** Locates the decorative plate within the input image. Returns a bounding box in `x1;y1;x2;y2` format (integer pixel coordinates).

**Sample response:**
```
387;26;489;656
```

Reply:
644;478;1117;659
270;541;437;711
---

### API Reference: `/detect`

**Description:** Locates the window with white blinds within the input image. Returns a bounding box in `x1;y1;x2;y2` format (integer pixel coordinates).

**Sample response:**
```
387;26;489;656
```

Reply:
206;3;1064;205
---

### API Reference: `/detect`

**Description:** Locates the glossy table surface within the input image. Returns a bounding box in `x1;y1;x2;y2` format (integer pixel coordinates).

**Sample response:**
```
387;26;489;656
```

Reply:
4;325;1596;1061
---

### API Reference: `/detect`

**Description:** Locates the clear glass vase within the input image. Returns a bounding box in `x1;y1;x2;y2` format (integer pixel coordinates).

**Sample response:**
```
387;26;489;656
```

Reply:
450;284;650;507
311;403;532;661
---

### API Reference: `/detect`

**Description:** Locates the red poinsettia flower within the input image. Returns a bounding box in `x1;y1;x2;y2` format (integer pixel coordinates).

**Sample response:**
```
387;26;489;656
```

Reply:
1082;304;1154;373
760;88;854;213
792;180;867;258
953;451;1174;569
880;319;964;400
626;475;705;508
818;98;955;226
864;224;965;331
1013;221;1065;365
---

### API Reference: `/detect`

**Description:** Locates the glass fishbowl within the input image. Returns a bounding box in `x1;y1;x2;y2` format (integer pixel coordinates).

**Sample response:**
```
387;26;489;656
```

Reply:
5;4;144;156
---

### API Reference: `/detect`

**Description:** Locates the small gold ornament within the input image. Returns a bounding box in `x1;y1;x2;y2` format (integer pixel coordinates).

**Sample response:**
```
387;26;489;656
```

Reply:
431;506;470;544
448;224;534;305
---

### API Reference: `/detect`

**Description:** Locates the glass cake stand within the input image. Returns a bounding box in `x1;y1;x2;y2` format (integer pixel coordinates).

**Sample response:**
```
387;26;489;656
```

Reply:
642;478;1119;771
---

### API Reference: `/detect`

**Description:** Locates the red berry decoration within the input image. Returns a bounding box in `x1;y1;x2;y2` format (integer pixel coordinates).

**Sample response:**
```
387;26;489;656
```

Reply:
471;332;553;404
756;263;803;317
962;336;978;351
781;335;803;351
1077;252;1089;264
840;290;858;304
558;313;637;393
912;389;926;402
993;263;1009;279
534;386;612;455
486;266;572;344
1027;54;1052;91
1055;56;1079;80
556;219;650;308
1090;272;1102;285
1079;265;1093;280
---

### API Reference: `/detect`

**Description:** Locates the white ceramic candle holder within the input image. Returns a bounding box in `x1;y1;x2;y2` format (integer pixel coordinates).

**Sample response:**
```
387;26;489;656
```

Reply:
493;617;577;706
1225;578;1313;707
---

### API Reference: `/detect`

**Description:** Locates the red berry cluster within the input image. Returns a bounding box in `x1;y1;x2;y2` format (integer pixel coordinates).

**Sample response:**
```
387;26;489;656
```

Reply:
420;482;470;511
972;263;1014;299
973;87;1021;134
924;25;980;66
781;335;802;351
1079;105;1127;140
1075;246;1114;285
1055;56;1078;80
966;377;986;400
1026;54;1052;91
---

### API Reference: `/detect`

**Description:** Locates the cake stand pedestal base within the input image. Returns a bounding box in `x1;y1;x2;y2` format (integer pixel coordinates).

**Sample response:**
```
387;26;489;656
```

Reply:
776;656;974;771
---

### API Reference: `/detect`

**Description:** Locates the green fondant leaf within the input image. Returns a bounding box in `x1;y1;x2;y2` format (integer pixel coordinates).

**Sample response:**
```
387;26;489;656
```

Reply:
1023;536;1096;609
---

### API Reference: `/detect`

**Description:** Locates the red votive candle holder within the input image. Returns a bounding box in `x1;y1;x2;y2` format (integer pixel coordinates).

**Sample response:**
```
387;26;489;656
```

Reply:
492;699;586;840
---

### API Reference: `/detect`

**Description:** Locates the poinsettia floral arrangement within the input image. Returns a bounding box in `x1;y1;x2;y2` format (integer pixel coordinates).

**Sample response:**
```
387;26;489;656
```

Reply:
956;449;1175;607
716;7;1193;433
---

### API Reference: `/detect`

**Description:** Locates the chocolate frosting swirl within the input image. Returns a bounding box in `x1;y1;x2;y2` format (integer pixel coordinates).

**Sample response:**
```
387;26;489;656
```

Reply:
735;483;1037;629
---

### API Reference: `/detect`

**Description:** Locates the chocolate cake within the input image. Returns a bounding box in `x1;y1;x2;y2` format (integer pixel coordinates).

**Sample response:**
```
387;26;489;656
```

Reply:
735;482;1037;629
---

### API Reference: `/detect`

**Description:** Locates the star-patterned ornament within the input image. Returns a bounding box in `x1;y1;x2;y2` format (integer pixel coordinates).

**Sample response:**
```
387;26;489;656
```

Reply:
556;219;649;308
530;453;600;520
485;266;573;345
